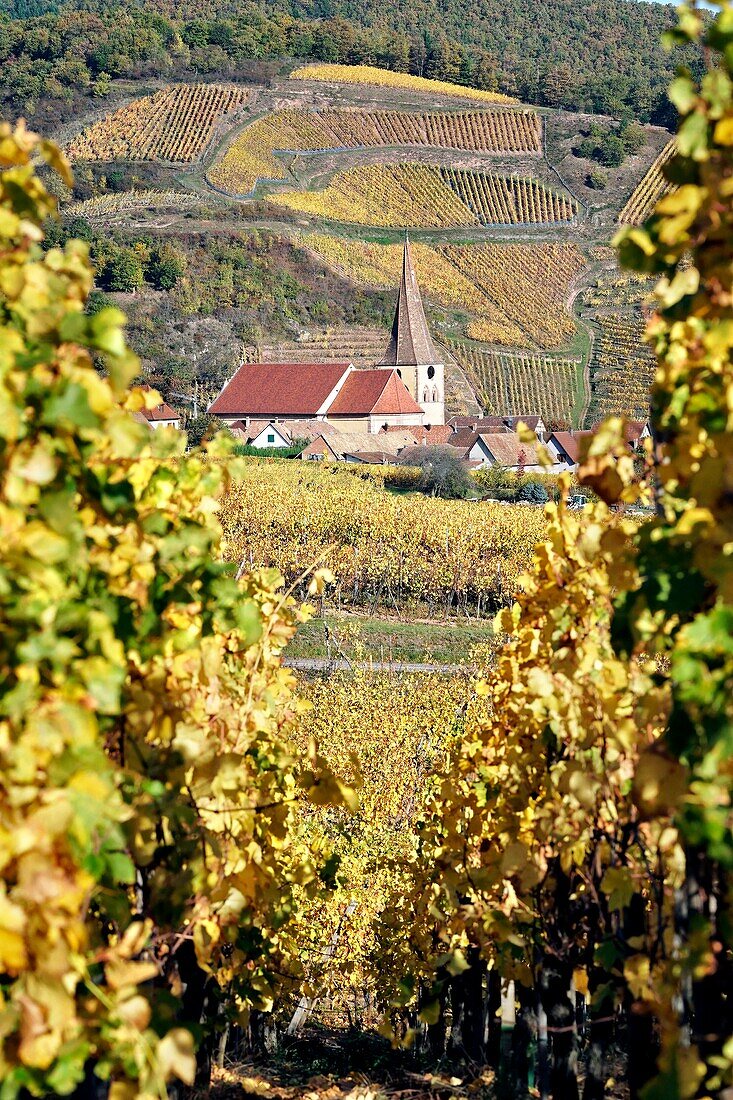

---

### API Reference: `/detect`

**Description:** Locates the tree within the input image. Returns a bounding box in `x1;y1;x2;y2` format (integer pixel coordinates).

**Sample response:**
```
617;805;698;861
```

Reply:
92;70;110;96
399;445;476;498
100;243;144;293
185;412;218;447
587;166;608;189
596;132;625;166
517;478;548;503
619;118;645;154
146;241;187;291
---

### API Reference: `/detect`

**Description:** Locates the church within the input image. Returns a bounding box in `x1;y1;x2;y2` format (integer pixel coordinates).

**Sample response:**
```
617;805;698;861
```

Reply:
208;236;445;431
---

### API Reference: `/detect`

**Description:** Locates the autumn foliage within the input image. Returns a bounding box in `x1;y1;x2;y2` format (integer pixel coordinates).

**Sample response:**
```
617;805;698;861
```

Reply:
0;120;346;1097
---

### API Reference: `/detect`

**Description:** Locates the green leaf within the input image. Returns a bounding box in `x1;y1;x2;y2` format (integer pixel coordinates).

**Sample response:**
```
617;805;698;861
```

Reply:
669;76;697;115
106;851;136;885
600;867;635;912
43;382;99;430
676;111;710;160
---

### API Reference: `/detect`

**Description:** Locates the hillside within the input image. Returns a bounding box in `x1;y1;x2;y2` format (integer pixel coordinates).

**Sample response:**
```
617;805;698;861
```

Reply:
37;60;671;429
0;0;701;125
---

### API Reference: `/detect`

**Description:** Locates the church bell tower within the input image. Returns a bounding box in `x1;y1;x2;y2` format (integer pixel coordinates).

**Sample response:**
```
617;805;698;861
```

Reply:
379;233;445;426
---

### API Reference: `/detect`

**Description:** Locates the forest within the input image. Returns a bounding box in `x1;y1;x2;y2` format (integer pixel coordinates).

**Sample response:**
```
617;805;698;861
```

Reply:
0;0;702;125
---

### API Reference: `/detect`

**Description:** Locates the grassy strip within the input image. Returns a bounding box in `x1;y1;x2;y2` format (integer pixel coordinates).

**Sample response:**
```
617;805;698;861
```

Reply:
288;613;494;665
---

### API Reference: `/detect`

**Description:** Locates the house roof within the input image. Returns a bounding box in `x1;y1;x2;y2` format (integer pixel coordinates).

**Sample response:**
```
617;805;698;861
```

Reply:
301;435;340;459
479;433;543;467
624;420;648;442
379;237;440;367
328;368;422;417
504;414;543;431
384;423;454;445
589;420;649;443
549;430;594;464
447;415;510;433
209;362;351;417
137;384;179;422
447;414;543;433
445;428;481;454
344;450;395;464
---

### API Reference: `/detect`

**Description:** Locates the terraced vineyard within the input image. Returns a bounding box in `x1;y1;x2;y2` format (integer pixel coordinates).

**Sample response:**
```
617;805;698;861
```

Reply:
289;63;517;104
446;242;585;348
449;343;580;422
298;232;584;348
270;164;575;228
68;83;249;163
587;311;655;421
63;190;203;221
243;327;388;368
618;138;676;225
209;106;542;195
440;167;576;224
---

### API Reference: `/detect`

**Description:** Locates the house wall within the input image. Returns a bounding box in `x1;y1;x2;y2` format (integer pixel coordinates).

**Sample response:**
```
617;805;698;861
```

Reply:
468;440;493;467
546;441;575;470
325;415;371;433
366;411;424;432
249;424;291;449
148;418;180;431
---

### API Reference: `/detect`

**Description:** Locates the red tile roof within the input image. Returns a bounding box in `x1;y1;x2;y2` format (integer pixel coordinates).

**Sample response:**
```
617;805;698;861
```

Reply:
209;363;351;417
328;369;422;417
445;428;481;453
142;402;179;422
137;384;179;422
384;424;454;445
301;435;340;459
549;430;594;464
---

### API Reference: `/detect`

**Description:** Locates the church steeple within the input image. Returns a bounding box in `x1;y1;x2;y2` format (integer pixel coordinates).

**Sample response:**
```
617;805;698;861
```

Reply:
380;233;440;367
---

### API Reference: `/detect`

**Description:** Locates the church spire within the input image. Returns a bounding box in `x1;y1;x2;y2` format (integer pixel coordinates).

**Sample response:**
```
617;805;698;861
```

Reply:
380;233;439;367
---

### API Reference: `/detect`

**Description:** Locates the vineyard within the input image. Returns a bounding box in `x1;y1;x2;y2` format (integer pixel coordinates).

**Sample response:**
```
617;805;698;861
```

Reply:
270;164;576;228
618;137;676;224
5;17;733;1095
63;189;203;220
243;326;389;368
208;105;541;195
289;62;517;103
449;242;585;347
449;342;581;422
586;310;655;422
298;232;584;348
580;268;652;309
439;166;576;224
219;462;546;615
67;83;249;163
289;667;491;1029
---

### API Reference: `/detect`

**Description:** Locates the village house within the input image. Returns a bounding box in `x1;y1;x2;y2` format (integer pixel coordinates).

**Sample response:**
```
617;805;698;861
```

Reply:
548;422;650;471
206;235;567;468
546;430;595;471
445;429;558;472
134;385;181;430
447;414;548;441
